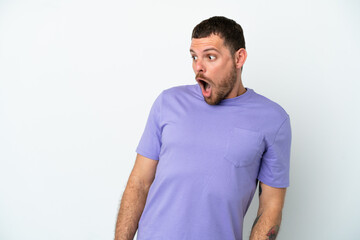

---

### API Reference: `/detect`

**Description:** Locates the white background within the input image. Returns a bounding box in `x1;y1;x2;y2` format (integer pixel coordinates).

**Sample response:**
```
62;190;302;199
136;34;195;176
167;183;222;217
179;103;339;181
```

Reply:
1;0;359;239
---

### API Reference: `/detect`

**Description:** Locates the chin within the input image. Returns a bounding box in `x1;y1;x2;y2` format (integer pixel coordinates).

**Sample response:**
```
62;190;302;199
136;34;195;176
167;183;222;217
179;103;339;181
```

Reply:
204;96;222;105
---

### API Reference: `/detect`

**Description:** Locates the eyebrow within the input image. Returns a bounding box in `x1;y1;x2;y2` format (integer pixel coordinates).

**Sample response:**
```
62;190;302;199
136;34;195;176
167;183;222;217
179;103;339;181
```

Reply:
190;48;221;54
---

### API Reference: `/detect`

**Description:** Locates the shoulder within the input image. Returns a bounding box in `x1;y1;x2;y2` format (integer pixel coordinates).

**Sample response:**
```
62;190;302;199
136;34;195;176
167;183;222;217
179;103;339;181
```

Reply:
150;84;197;110
250;89;290;125
160;84;199;102
162;84;195;95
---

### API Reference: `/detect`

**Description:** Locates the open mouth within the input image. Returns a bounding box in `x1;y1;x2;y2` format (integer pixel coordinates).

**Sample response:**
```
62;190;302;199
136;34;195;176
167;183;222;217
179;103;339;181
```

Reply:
197;79;212;97
199;80;209;89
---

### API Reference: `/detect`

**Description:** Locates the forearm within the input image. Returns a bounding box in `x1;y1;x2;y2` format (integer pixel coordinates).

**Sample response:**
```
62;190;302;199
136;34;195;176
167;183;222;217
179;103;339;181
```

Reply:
115;177;150;240
249;208;282;240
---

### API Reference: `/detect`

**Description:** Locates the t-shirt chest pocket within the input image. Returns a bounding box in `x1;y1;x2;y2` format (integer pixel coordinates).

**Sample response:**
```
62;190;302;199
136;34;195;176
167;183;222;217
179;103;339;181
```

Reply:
224;128;263;167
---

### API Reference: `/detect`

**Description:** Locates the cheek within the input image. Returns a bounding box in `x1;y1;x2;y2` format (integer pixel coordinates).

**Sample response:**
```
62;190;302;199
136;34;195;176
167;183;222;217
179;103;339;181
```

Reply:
210;66;223;78
216;64;231;77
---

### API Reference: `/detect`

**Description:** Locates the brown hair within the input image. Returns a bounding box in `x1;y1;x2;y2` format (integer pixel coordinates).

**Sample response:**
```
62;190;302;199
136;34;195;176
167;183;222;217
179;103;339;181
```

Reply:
192;16;246;55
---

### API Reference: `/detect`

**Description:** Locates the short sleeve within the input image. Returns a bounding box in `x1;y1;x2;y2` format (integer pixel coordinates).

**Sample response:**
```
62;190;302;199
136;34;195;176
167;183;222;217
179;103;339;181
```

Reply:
135;92;163;161
258;116;292;188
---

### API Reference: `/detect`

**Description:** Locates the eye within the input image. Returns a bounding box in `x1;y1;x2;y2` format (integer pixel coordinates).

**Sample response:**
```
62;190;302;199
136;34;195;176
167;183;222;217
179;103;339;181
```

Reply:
191;55;198;61
208;55;216;60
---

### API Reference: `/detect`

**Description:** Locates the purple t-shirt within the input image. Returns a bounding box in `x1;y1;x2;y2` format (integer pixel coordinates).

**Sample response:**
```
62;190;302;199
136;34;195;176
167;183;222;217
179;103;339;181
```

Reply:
135;84;292;240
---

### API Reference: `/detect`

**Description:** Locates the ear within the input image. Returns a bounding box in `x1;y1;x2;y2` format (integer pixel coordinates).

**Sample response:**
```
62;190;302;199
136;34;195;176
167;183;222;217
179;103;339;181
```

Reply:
234;48;247;69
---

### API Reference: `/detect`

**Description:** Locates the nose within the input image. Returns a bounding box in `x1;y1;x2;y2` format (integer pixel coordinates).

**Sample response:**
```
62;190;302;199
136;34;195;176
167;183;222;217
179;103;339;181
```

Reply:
194;58;205;73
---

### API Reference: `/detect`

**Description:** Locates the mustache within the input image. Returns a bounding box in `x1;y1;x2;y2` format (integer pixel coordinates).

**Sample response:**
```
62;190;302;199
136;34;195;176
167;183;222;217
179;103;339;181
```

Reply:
195;72;212;83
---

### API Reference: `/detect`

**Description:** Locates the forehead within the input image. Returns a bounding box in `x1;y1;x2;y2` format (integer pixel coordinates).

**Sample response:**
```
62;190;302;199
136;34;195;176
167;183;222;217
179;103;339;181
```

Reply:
190;34;228;53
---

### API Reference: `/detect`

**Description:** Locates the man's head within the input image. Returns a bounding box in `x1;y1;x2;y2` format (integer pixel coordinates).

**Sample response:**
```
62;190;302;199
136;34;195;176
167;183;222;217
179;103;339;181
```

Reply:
192;16;246;56
190;16;247;105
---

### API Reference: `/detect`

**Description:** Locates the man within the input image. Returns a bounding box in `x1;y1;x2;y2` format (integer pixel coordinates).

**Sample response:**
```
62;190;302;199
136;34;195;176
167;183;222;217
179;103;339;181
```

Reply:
115;16;292;240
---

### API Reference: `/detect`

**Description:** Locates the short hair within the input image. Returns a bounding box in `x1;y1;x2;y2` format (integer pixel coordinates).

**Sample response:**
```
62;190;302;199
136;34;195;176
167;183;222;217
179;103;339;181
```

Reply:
191;16;246;55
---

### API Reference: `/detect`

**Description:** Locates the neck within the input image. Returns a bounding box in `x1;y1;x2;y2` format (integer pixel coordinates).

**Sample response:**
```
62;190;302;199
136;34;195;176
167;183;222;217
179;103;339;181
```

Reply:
236;75;246;96
237;84;247;96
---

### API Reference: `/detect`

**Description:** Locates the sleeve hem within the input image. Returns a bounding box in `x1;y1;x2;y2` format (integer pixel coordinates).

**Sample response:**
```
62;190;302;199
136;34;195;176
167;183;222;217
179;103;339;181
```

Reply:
257;176;289;188
135;147;159;161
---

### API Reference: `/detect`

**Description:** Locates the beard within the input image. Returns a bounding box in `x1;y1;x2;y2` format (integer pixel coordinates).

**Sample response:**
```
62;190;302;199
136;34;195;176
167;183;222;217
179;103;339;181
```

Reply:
200;63;238;105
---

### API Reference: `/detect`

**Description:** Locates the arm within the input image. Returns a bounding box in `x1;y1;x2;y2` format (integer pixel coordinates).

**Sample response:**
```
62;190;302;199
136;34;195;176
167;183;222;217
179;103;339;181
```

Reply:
250;181;286;240
114;153;158;240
